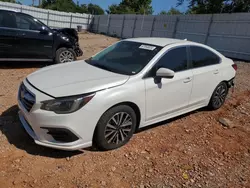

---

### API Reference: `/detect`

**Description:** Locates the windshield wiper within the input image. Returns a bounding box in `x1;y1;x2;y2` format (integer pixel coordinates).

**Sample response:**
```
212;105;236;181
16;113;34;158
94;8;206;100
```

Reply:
94;64;113;72
85;60;130;75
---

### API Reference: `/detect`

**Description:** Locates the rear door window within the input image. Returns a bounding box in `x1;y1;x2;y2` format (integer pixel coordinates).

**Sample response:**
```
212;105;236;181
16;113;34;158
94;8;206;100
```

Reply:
190;46;220;68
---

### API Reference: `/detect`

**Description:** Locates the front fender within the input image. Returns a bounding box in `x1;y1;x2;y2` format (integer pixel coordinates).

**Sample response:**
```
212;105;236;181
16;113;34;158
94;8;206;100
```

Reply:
94;81;145;127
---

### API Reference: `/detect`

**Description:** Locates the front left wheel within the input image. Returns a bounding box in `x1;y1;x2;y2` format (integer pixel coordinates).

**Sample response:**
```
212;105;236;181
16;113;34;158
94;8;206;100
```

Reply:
94;105;137;151
55;47;76;64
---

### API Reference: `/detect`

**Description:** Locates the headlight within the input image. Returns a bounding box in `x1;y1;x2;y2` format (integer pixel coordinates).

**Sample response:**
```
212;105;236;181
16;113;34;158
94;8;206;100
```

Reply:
62;36;69;41
41;94;95;114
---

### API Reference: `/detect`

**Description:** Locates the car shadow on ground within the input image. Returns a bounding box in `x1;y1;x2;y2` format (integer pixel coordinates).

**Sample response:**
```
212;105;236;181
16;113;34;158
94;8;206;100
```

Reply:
0;105;82;158
0;105;208;158
0;61;52;69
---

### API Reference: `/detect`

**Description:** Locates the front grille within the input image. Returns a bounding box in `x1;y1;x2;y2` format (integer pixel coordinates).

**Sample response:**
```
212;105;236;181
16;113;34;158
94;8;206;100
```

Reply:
19;83;35;112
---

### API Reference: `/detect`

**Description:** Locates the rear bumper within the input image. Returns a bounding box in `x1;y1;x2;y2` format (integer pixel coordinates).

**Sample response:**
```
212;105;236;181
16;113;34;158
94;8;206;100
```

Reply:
227;77;235;88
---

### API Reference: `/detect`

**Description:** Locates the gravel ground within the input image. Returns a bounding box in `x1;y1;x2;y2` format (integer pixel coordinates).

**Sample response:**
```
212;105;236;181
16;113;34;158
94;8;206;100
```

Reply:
0;32;250;188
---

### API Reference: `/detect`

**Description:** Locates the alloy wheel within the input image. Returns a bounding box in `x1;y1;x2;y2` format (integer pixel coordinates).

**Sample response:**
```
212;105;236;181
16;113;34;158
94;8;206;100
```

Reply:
212;84;227;108
104;112;133;144
59;50;74;63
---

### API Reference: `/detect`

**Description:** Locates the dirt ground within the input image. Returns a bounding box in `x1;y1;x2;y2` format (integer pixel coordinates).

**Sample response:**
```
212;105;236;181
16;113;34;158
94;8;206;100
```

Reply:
0;32;250;188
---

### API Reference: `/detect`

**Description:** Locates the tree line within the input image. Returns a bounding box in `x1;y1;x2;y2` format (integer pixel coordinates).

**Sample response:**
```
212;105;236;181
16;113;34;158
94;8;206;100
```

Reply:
1;0;250;15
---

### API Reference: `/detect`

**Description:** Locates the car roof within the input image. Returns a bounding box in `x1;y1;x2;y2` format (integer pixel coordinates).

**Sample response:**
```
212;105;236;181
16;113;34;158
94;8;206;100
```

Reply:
124;37;195;47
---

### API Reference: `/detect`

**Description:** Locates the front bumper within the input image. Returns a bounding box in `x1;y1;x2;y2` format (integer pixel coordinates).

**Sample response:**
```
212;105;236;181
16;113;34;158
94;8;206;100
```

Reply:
18;110;92;151
74;43;83;57
17;80;98;151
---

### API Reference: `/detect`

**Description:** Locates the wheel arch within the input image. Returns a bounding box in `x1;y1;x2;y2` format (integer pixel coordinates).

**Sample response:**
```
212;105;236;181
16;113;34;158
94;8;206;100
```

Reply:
53;42;74;59
92;101;142;143
208;81;229;110
113;102;141;130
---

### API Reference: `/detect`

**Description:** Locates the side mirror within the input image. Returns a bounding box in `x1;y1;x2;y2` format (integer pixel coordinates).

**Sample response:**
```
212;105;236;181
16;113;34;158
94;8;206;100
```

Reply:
39;27;49;35
156;68;175;79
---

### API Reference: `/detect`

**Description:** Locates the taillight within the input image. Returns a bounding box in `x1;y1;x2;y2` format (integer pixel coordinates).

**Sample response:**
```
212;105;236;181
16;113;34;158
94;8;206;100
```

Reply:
232;64;237;71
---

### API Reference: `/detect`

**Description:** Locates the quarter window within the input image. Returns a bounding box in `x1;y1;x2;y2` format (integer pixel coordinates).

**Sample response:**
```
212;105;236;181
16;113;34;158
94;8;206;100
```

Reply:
190;46;220;68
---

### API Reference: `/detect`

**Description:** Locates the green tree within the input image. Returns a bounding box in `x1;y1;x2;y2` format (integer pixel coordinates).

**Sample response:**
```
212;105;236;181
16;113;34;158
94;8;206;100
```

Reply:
107;4;135;14
159;8;182;15
87;3;104;15
167;7;182;14
41;0;76;12
40;0;104;14
178;0;250;14
107;0;153;14
159;10;167;15
0;0;16;3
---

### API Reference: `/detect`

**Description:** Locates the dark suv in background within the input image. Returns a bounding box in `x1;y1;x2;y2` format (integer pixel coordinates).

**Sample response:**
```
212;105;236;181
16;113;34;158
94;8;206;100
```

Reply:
0;9;83;64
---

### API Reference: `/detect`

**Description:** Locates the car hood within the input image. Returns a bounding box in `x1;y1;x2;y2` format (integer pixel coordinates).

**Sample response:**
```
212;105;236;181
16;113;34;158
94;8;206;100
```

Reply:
27;61;129;97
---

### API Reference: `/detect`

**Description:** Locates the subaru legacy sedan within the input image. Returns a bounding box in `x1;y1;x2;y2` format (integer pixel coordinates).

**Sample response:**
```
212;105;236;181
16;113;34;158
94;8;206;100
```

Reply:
18;38;236;151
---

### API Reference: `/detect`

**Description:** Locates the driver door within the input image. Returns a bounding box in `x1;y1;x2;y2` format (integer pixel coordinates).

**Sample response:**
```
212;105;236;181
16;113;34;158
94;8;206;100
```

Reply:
144;46;193;124
14;12;53;60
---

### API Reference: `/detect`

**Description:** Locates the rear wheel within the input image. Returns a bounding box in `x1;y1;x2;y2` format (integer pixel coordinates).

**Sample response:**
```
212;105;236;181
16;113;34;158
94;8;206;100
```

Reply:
55;47;76;64
208;82;228;110
94;105;137;151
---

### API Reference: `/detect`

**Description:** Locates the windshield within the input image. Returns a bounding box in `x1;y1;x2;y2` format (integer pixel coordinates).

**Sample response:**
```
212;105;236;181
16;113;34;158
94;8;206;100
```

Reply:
85;41;162;75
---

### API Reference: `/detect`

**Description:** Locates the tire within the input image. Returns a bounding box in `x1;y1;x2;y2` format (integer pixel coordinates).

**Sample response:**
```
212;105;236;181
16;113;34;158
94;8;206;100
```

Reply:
208;82;228;110
94;105;137;151
55;47;76;64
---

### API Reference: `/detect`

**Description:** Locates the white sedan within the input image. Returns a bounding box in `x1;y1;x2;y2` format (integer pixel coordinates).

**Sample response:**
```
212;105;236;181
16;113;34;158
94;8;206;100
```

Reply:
18;38;237;151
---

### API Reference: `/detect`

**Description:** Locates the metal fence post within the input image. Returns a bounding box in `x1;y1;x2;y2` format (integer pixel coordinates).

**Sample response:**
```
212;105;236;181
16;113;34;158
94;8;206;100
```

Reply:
97;16;100;33
47;11;50;26
70;14;73;28
87;14;90;30
205;14;214;44
132;16;137;38
172;17;179;39
150;17;156;37
20;6;22;12
107;14;111;35
120;15;125;38
141;14;145;30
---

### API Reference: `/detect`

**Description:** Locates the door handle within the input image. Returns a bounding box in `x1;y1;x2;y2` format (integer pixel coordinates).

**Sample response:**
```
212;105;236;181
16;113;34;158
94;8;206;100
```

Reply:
183;77;192;83
17;33;26;36
214;69;219;74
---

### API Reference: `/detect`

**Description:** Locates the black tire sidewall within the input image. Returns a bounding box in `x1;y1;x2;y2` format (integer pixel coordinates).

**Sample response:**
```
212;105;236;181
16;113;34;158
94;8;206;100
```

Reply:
208;82;228;110
94;105;137;151
55;47;76;64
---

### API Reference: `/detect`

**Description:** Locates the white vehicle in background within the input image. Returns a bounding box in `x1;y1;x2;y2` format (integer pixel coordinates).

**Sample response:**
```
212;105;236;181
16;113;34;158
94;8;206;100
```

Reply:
18;38;237;151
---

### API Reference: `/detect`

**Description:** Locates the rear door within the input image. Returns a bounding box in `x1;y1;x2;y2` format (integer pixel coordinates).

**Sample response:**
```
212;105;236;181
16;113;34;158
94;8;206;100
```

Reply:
0;10;18;59
14;13;53;60
188;45;221;107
